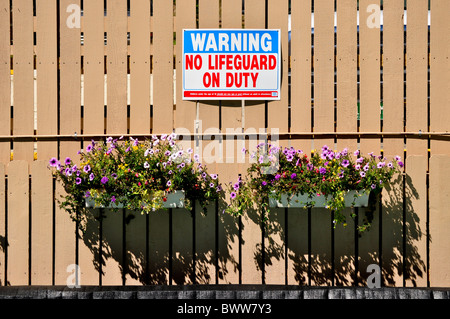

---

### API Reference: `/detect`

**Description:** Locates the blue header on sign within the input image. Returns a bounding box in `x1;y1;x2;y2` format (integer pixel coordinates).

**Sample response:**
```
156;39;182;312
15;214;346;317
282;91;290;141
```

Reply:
183;29;279;54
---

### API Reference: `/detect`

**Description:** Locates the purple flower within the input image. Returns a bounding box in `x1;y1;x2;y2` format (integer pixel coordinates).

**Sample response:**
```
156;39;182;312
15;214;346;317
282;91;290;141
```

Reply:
360;171;366;178
49;157;59;167
371;184;376;190
89;173;95;181
377;162;385;168
111;196;116;203
307;163;314;171
286;154;294;162
209;183;215;188
85;191;91;198
319;167;327;175
75;177;82;185
363;164;369;171
230;192;236;200
274;174;281;180
83;164;91;173
388;162;394;168
86;144;93;152
233;183;240;191
398;161;404;168
395;155;401;161
290;173;297;179
356;157;364;164
101;176;109;184
354;150;360;156
167;180;172;187
111;173;117;179
210;174;218;180
341;160;350;168
262;181;267;186
65;157;71;165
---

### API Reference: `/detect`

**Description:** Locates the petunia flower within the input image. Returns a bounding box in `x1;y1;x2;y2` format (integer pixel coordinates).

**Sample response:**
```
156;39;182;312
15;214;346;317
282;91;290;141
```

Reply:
101;176;109;184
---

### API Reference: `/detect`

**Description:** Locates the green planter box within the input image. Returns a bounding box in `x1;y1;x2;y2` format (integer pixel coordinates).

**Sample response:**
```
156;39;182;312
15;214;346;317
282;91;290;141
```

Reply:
268;190;369;208
85;190;185;209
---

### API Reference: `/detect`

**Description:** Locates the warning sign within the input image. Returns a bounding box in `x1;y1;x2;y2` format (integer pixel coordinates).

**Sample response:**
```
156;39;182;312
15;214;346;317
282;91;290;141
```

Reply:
182;29;281;100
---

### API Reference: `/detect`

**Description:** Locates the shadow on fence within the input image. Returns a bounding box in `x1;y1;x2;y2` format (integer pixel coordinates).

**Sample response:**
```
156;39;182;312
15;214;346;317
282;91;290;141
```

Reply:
75;173;426;286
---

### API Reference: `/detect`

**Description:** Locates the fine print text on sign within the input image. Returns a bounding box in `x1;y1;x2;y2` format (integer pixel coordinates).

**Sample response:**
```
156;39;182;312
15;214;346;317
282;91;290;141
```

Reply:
182;29;281;101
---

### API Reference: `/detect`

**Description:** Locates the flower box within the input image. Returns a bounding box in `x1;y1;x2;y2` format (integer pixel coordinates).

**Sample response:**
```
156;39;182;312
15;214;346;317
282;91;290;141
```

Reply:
268;190;369;208
85;190;185;209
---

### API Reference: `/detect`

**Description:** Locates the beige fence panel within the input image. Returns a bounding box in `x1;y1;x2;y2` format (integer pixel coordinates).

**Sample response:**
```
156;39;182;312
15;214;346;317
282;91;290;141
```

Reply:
31;160;53;285
7;160;29;285
152;0;174;134
0;0;10;165
12;0;34;163
0;0;447;289
130;0;151;135
83;0;105;136
429;155;450;286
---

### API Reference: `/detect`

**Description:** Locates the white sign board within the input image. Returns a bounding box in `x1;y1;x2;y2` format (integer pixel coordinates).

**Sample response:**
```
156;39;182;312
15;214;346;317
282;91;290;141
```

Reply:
182;29;281;100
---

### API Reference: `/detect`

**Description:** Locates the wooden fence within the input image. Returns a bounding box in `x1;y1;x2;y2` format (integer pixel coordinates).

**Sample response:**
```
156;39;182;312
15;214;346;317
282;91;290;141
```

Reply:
0;0;449;287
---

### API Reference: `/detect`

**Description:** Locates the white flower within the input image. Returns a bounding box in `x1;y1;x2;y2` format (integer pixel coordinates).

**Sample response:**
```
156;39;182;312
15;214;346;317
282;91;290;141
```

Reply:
144;162;150;168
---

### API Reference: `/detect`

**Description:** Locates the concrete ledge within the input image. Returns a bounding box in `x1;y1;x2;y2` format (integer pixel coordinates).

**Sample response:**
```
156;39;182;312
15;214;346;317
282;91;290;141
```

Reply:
0;285;449;299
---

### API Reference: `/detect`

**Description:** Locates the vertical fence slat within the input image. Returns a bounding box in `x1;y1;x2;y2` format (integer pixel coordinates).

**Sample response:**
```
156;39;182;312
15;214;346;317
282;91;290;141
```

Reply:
197;0;220;132
83;0;105;135
290;0;312;154
0;0;10;165
406;0;428;157
335;0;358;286
130;0;151;134
31;160;53;285
243;0;265;132
0;163;5;285
336;0;357;152
173;207;194;285
430;0;450;156
152;0;174;134
125;210;147;285
309;0;334;287
267;0;288;133
57;0;80;285
106;0;128;135
404;0;429;288
36;0;58;162
7;160;29;285
175;0;196;133
221;0;243;133
313;0;335;149
429;155;450;286
405;155;427;287
12;0;34;162
148;209;169;284
357;0;382;285
215;0;243;285
101;209;123;285
381;0;405;287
